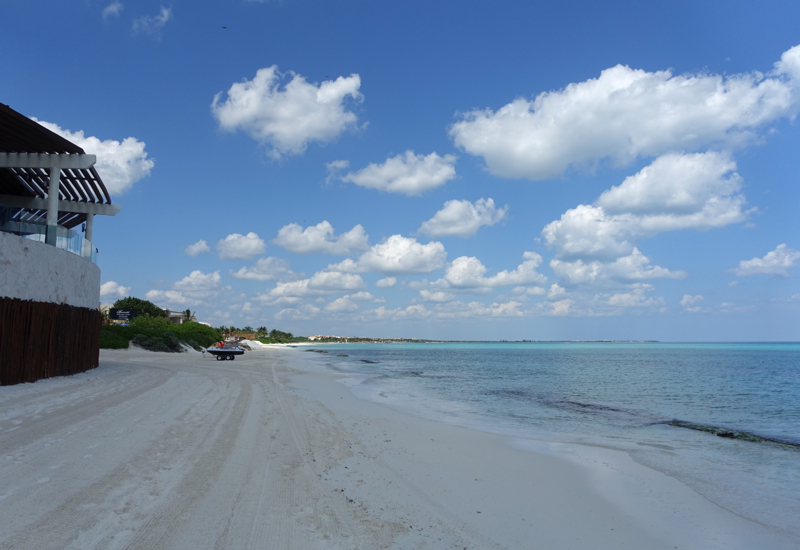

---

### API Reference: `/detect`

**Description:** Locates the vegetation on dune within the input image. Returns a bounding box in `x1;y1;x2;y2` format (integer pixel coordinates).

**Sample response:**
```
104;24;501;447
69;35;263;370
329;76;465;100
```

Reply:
111;296;168;318
214;325;306;344
100;298;305;351
257;329;307;344
100;318;223;351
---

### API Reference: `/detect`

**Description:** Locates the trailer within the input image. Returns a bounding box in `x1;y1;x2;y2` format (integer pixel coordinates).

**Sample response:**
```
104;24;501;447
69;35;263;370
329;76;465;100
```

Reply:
206;345;245;361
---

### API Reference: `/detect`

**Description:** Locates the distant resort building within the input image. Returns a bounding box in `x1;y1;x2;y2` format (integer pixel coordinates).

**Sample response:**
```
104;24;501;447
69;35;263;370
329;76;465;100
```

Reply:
0;104;120;385
165;309;195;325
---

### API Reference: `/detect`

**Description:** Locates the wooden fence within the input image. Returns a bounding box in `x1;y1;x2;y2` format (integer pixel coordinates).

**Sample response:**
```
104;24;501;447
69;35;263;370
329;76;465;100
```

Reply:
0;297;101;385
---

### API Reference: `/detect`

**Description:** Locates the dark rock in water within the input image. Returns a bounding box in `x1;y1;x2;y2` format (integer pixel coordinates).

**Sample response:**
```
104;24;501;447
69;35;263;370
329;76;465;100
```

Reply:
313;350;328;353
669;419;800;449
337;354;348;357
304;349;315;352
409;371;423;376
360;359;377;364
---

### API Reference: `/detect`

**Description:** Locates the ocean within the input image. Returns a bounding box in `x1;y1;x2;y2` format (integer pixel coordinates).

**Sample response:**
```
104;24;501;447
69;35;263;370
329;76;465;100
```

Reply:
299;342;800;538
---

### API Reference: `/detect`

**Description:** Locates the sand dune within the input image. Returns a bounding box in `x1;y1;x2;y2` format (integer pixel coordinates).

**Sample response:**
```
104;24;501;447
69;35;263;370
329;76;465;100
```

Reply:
0;347;794;549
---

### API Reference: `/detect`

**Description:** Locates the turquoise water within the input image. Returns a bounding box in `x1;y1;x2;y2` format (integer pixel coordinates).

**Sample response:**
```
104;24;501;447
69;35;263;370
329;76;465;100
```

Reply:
302;342;800;538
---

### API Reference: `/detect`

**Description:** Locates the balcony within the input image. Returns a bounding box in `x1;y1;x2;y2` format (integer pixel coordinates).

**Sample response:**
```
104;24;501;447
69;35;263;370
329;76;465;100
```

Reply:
0;206;98;264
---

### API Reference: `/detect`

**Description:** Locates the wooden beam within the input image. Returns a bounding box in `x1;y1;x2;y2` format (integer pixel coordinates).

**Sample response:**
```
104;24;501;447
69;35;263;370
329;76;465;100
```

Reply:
0;152;96;169
0;194;120;216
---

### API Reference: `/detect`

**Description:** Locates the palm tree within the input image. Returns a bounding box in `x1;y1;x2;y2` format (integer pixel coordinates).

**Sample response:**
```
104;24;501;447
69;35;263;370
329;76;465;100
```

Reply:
182;309;195;323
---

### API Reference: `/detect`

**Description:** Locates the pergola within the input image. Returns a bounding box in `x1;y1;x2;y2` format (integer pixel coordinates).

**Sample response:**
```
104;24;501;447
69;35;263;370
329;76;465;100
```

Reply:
0;103;119;256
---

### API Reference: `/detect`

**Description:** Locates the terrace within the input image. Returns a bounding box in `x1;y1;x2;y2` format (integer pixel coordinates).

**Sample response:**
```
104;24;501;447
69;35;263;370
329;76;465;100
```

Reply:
0;103;119;263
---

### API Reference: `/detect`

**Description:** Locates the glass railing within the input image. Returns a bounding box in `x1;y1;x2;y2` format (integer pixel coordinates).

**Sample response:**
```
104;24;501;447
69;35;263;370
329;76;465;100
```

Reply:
0;206;98;264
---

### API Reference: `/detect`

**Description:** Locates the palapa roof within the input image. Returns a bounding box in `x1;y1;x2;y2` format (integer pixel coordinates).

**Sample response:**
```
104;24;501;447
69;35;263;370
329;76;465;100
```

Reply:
0;103;112;229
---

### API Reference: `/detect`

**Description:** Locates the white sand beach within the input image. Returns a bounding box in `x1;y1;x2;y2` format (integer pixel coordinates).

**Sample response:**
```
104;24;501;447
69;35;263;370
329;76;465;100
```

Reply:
0;347;795;550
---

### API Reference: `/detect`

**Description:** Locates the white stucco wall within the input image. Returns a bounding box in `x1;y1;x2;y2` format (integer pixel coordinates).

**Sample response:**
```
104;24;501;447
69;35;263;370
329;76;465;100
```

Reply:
0;232;100;310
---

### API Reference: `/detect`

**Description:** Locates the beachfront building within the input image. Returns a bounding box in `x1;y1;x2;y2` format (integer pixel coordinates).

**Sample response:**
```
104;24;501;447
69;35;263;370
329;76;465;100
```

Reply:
165;309;196;325
0;104;120;385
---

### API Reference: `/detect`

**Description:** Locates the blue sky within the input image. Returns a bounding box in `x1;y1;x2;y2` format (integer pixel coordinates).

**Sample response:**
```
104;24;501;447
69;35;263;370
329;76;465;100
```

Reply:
4;0;800;340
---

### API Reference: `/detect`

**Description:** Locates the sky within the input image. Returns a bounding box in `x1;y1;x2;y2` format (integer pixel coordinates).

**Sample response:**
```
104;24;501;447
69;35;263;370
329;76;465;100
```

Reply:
3;0;800;341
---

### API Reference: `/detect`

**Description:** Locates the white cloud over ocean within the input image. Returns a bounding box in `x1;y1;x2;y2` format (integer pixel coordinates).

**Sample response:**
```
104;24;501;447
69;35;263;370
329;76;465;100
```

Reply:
329;235;447;275
450;45;800;180
542;152;746;287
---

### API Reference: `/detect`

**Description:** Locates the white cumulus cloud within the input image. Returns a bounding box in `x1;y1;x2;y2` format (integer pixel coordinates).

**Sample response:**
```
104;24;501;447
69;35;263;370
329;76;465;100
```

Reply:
32;119;153;195
543;152;748;261
680;294;706;312
433;300;524;319
442;252;547;290
267;271;367;299
172;270;222;295
340;151;457;196
273;221;369;255
549;299;575;316
418;198;508;237
550;249;686;286
368;304;431;321
230;257;298;281
323;292;381;313
418;290;456;303
329;235;447;275
212;67;363;158
184;240;211;256
324;296;360;313
605;285;665;308
133;6;172;36
100;281;130;298
375;276;397;288
732;244;800;276
102;1;123;19
146;270;222;307
216;232;266;261
450;44;800;180
275;304;320;321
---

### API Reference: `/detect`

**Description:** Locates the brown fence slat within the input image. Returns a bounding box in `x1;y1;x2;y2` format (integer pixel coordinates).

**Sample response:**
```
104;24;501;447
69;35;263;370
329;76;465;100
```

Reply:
0;297;101;385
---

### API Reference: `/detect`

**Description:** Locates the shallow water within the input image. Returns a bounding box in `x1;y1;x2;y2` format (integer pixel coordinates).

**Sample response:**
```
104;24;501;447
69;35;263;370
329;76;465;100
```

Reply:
303;342;800;538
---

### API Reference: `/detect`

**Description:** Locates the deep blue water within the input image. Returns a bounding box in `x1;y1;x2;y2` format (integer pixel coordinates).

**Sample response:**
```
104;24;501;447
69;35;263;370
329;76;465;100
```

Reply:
301;342;800;537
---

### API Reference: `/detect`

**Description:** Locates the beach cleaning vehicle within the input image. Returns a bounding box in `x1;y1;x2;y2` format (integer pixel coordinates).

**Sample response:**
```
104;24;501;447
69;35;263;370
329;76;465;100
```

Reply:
206;344;245;361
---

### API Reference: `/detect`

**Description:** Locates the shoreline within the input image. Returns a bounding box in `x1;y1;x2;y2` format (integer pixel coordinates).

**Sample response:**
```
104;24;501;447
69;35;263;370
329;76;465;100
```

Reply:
282;348;798;549
0;347;795;549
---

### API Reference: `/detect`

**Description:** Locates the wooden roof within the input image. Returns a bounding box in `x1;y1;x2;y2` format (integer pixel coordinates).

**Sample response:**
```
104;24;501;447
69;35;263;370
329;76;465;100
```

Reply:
0;103;112;229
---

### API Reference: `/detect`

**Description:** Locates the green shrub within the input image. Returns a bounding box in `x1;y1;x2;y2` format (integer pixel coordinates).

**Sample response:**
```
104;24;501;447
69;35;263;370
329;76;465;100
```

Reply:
130;315;173;332
170;322;223;348
112;296;168;318
131;334;177;353
131;333;148;346
99;327;129;349
100;320;222;353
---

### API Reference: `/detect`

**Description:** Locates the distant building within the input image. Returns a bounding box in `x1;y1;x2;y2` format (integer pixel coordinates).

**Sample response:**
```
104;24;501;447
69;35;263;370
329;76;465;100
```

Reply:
165;309;195;325
0;104;120;385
